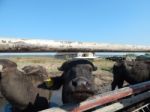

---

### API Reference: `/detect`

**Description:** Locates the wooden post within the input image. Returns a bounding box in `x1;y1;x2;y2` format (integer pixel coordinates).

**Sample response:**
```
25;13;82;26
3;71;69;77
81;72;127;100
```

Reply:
0;38;150;52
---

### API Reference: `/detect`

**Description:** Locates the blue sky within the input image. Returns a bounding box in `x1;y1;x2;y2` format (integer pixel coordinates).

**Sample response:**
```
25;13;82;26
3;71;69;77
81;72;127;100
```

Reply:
0;0;150;45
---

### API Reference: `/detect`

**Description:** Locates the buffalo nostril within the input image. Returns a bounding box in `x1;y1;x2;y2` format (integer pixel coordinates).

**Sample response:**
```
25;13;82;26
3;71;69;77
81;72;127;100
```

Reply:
81;81;87;86
78;80;88;87
72;81;77;87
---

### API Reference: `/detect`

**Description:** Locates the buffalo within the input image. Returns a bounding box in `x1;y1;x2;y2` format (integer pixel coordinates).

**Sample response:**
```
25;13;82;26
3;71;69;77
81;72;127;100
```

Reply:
0;59;99;111
0;59;52;112
48;59;98;104
112;60;150;90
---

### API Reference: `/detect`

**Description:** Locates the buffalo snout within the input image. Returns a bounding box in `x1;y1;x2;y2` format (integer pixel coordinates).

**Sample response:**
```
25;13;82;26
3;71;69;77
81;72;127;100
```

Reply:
71;77;91;90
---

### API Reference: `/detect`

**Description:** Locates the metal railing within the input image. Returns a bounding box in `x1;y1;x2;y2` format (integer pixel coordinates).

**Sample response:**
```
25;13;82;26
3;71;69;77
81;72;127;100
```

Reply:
0;39;150;52
40;81;150;112
132;103;150;112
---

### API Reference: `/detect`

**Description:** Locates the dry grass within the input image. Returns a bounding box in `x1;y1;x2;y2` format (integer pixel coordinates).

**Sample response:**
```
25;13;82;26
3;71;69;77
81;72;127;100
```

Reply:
0;56;115;90
0;56;115;76
93;58;115;73
0;57;64;74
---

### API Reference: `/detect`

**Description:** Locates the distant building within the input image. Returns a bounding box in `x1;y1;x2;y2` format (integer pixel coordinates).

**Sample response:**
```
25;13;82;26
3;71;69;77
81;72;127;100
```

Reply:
55;52;97;59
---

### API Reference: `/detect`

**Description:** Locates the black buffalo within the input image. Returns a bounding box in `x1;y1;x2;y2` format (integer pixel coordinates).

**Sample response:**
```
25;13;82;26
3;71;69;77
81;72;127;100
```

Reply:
0;59;52;112
112;60;150;90
49;59;98;104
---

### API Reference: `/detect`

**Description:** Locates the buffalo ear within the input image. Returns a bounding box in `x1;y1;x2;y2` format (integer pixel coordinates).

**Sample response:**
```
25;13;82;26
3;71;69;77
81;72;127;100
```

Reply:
48;76;63;90
93;66;97;71
57;66;68;71
58;59;81;71
57;67;63;71
89;62;97;71
0;59;17;69
58;61;70;71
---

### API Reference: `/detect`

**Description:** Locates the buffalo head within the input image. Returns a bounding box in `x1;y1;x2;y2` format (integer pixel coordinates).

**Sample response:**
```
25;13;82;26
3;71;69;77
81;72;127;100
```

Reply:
50;59;98;104
0;59;51;112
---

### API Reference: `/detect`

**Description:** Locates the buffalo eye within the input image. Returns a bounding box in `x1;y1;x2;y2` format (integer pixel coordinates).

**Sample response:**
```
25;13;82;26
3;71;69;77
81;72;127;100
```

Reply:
72;80;77;87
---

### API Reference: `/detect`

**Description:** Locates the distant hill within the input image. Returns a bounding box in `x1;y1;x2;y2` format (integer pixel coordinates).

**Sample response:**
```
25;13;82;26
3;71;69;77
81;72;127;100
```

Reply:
0;53;55;58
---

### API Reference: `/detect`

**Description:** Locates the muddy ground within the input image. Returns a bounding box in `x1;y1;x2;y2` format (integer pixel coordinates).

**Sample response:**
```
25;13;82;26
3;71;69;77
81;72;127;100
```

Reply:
94;71;113;94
